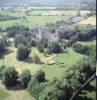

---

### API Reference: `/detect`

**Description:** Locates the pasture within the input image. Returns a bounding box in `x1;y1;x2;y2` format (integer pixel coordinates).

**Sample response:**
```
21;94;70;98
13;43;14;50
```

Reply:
0;10;78;28
0;47;84;80
0;46;84;100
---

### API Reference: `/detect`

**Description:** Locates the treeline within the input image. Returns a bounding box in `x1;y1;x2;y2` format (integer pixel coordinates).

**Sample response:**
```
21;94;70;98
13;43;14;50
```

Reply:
59;24;96;41
0;14;20;21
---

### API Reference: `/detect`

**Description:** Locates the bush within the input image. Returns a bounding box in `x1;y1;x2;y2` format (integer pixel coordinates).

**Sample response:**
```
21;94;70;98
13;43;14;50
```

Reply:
28;70;46;97
19;69;31;88
32;54;41;64
2;67;18;87
39;85;65;100
37;44;44;53
72;43;91;55
28;81;48;99
35;70;45;82
17;45;31;60
47;42;63;54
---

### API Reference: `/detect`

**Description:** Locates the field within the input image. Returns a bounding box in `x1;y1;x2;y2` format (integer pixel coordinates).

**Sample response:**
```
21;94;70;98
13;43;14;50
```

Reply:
0;46;84;100
0;10;78;28
79;16;96;25
0;81;34;100
0;47;84;79
0;16;69;28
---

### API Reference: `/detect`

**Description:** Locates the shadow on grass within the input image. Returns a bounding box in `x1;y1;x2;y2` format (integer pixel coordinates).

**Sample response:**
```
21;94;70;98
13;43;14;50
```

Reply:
6;82;25;91
0;49;14;59
76;95;93;100
22;57;45;64
23;57;33;64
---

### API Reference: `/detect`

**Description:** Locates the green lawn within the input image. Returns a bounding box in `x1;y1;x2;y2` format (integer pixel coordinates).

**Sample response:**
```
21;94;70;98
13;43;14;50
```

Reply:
0;9;78;28
0;47;84;80
0;88;9;100
0;81;34;100
0;47;55;74
42;49;84;80
0;47;84;100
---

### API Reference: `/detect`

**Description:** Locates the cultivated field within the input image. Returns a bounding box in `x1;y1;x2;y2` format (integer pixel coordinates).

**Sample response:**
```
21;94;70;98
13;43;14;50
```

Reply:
79;16;96;25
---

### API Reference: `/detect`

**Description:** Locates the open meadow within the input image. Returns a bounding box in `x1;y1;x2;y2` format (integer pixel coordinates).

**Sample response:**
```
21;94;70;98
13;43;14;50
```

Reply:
0;10;78;28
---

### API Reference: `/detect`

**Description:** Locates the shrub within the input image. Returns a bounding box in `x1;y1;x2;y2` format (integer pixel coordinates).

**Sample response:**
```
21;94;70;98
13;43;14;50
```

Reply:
17;45;31;60
72;43;91;55
35;70;45;82
19;69;32;88
39;85;65;100
28;81;48;99
32;54;41;64
2;67;18;87
47;42;63;54
37;44;44;53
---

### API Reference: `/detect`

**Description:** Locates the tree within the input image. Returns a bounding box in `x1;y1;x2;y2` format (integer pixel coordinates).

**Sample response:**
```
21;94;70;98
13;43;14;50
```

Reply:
0;65;6;79
0;36;6;54
35;70;45;82
19;69;31;88
2;67;18;87
72;43;91;55
17;45;31;60
47;42;63;54
39;85;65;100
14;35;27;48
32;54;41;64
37;43;44;53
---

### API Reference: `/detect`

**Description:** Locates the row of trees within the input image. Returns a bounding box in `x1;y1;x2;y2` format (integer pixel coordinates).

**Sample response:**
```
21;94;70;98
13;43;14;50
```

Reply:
0;14;19;21
72;43;95;55
0;36;7;57
59;24;96;41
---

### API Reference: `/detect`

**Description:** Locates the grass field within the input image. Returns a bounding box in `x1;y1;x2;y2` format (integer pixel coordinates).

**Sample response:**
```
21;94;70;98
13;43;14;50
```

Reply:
42;49;84;80
0;47;55;74
0;47;84;100
79;16;96;25
0;47;84;79
0;10;78;28
0;87;9;100
0;81;34;100
0;16;69;28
